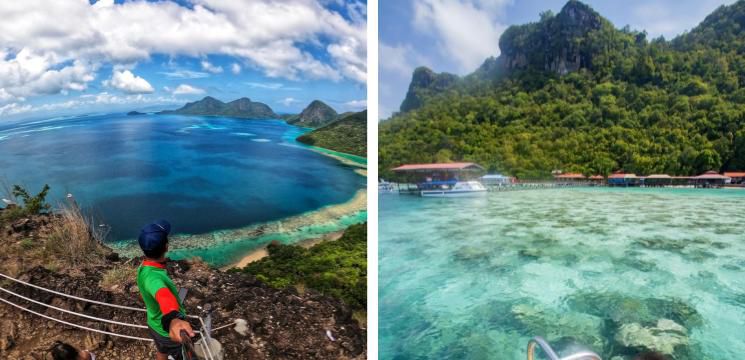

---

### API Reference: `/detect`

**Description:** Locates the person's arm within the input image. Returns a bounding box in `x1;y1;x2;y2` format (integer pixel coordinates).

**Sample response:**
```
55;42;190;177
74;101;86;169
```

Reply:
168;317;195;343
145;278;195;343
153;287;195;343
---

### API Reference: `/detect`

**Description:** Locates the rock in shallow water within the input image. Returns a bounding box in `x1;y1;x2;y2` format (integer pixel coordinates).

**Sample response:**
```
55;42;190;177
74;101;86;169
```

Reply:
614;319;688;355
510;303;607;353
564;292;703;328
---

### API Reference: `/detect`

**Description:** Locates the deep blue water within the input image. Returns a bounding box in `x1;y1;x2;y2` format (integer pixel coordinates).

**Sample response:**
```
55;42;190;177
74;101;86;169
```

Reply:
0;113;364;241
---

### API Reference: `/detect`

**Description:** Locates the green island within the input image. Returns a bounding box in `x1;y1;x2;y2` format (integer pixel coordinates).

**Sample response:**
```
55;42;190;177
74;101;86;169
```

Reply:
234;223;367;321
159;96;279;119
297;110;368;157
380;0;745;179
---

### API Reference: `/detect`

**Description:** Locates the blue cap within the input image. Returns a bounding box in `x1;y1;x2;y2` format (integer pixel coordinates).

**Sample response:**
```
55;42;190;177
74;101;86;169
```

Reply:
138;220;171;253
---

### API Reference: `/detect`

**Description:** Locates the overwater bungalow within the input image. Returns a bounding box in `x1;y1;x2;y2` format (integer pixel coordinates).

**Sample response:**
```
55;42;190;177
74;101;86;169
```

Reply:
693;171;730;188
391;162;487;197
481;173;513;186
607;173;640;187
724;172;745;185
553;172;586;183
587;175;605;186
644;174;673;187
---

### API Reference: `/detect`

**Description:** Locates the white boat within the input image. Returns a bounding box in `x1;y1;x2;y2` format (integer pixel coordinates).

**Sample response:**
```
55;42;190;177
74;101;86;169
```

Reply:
378;180;397;194
420;181;487;197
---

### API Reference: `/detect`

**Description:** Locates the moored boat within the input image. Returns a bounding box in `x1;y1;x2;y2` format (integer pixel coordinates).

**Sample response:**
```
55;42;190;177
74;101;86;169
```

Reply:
420;180;487;197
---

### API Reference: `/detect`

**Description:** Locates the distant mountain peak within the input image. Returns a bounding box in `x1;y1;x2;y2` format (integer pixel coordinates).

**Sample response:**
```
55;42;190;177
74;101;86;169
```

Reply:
497;0;607;76
201;96;221;102
399;68;459;113
286;100;339;128
160;96;278;119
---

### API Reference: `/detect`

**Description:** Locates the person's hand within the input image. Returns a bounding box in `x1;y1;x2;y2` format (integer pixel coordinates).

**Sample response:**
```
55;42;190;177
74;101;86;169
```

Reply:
169;318;195;343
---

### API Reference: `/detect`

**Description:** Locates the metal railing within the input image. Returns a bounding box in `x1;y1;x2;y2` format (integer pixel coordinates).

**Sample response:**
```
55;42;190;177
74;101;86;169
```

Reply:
0;271;225;359
527;336;601;360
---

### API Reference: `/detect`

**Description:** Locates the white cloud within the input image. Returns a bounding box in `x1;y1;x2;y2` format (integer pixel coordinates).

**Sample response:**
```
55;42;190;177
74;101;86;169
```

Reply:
0;0;366;97
413;0;509;72
278;97;301;106
158;70;210;79
0;88;20;104
0;49;97;99
1;92;183;118
380;43;418;77
246;82;301;91
201;60;223;74
0;102;32;116
248;82;283;90
379;42;435;119
343;99;366;110
231;63;241;75
171;84;205;95
328;36;366;82
629;1;737;39
103;70;154;94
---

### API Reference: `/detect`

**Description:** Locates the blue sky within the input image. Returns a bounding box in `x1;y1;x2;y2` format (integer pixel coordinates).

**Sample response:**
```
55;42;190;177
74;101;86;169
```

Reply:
0;0;366;121
380;0;736;118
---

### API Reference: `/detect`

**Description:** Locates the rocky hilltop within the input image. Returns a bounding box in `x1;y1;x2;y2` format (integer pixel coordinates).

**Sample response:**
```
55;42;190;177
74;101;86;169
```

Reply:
0;210;365;359
286;100;339;128
160;96;279;119
398;1;608;113
400;67;459;113
497;0;605;75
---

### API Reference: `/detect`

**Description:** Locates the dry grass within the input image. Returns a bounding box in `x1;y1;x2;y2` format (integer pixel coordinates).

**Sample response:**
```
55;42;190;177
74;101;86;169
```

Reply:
352;310;367;329
101;264;136;291
294;282;307;295
45;202;105;265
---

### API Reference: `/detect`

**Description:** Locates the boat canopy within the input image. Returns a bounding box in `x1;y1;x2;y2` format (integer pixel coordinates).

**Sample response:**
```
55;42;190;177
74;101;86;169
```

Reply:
392;162;485;172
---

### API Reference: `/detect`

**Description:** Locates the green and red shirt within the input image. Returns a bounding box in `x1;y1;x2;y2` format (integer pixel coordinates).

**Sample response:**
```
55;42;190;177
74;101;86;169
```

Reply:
137;260;186;337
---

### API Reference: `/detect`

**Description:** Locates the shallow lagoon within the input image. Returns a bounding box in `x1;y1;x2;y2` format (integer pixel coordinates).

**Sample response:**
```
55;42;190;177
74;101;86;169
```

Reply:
379;188;745;359
0;113;364;264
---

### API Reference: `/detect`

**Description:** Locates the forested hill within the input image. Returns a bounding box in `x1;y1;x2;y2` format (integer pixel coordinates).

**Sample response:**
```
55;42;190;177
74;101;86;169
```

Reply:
297;110;367;157
160;96;279;119
379;0;745;179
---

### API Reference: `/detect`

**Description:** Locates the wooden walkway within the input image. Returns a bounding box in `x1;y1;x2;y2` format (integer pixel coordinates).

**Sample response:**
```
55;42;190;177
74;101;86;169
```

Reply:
487;182;604;191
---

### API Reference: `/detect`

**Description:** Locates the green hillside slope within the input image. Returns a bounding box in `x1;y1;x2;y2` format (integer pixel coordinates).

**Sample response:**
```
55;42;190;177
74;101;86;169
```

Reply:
379;0;745;179
297;110;367;157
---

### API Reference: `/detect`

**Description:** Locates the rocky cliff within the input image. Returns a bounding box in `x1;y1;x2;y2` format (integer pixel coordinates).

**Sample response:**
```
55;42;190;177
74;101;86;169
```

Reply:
399;67;459;113
498;0;605;75
0;212;365;359
399;0;611;113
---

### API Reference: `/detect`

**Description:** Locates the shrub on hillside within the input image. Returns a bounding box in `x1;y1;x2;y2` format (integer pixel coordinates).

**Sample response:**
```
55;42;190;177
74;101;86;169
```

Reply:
238;223;367;310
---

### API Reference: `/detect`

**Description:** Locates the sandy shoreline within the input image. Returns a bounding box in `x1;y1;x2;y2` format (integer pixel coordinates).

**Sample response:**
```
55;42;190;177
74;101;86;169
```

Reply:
222;147;367;269
115;189;367;257
309;147;368;176
223;229;345;270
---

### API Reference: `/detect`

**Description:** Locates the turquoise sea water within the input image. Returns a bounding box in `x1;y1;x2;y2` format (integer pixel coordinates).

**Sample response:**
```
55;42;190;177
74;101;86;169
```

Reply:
379;188;745;359
0;113;364;263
